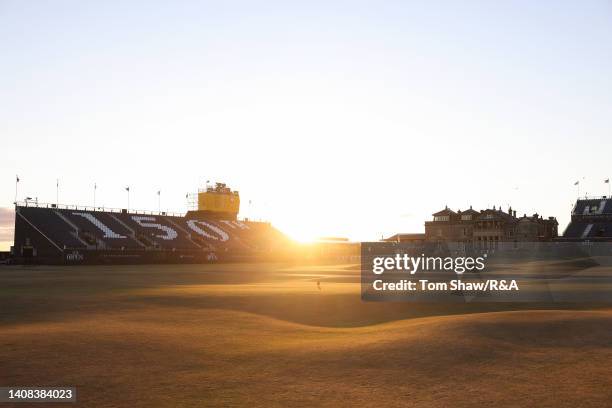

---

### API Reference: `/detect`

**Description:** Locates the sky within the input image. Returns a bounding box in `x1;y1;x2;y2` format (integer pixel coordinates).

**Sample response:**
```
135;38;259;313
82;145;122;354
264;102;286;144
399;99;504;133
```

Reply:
1;0;611;249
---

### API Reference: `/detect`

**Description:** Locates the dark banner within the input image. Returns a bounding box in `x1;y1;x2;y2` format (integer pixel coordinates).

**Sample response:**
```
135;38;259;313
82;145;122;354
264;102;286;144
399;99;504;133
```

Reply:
361;241;612;302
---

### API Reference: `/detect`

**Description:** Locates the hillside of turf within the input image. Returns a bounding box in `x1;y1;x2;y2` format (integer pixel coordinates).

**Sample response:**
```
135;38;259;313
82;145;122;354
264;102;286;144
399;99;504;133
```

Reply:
0;263;610;407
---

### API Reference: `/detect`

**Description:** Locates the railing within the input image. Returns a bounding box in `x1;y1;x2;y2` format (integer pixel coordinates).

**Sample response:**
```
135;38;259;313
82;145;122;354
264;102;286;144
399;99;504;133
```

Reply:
13;200;262;223
576;195;610;200
14;201;185;217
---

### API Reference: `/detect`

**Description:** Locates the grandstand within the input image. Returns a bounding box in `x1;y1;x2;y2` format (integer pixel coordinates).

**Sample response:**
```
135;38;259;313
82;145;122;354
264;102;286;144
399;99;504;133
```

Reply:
11;183;290;264
12;204;289;264
562;196;612;241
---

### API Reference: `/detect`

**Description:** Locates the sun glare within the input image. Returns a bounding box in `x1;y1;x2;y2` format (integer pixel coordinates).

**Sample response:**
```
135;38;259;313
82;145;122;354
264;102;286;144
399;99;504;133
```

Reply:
282;225;320;243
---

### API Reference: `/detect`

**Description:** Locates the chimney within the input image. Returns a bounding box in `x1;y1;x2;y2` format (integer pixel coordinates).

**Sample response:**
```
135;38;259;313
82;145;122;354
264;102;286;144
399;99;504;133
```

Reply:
513;210;517;217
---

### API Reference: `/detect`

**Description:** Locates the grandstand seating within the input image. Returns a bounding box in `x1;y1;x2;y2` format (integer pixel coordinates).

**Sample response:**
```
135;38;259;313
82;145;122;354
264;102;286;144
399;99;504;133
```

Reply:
57;209;143;249
216;219;288;251
564;221;590;238
114;213;201;250
174;217;257;252
17;207;86;249
584;222;612;238
12;205;290;262
564;197;612;240
573;198;612;216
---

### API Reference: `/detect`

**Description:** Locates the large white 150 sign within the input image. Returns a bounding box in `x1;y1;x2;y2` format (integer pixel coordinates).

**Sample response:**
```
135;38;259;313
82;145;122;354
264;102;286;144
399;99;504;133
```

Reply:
131;216;178;240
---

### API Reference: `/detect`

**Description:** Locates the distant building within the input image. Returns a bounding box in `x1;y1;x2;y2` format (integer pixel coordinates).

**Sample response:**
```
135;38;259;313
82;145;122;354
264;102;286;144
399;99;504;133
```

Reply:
383;233;426;243
424;205;558;247
562;196;612;241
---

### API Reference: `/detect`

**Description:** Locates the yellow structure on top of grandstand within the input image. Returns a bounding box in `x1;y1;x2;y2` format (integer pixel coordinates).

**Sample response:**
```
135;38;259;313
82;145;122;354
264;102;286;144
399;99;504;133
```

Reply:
196;182;240;220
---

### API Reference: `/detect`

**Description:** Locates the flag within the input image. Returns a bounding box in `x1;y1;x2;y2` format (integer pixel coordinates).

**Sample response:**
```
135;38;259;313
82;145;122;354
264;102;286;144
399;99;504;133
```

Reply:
157;190;161;196
56;179;59;188
16;175;19;183
94;183;97;190
574;181;579;186
185;193;188;199
605;179;610;184
125;186;130;192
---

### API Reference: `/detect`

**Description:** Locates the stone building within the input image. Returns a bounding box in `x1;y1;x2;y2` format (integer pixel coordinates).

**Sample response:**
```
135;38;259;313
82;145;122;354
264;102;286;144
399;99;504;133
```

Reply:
424;205;558;247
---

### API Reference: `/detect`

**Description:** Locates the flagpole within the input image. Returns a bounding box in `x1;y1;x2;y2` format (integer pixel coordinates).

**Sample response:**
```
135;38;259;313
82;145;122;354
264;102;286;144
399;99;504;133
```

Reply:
94;183;97;208
56;179;59;206
15;175;19;204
